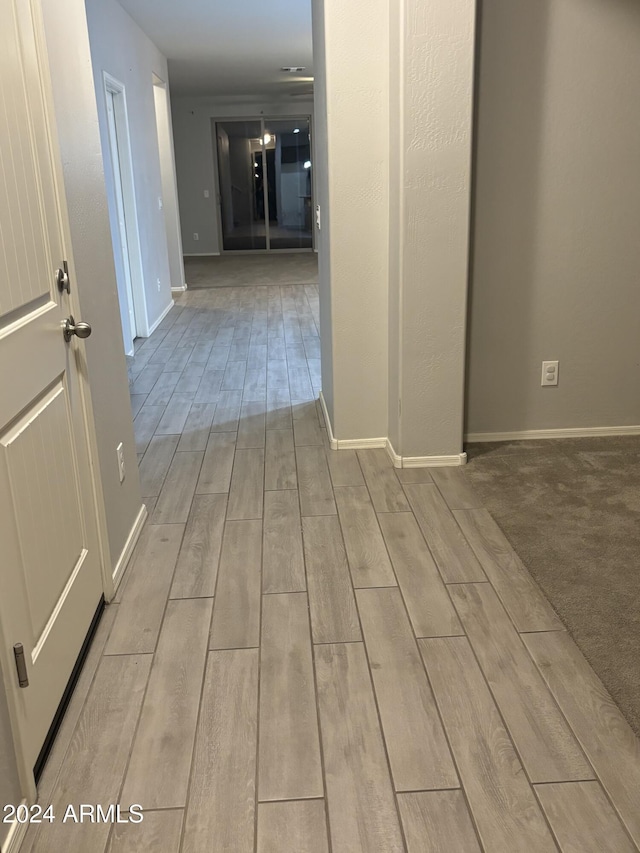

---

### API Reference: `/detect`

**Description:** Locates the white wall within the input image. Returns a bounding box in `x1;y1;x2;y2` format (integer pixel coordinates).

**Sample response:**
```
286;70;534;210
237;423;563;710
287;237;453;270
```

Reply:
467;0;640;436
153;80;186;291
312;0;390;441
172;97;314;256
85;0;175;328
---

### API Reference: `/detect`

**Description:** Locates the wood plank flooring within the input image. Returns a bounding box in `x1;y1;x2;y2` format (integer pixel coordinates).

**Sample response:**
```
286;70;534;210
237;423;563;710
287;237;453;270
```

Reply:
23;282;640;853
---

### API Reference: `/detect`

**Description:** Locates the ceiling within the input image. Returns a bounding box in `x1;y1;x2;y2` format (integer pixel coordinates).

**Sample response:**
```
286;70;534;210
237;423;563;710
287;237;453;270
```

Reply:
118;0;314;98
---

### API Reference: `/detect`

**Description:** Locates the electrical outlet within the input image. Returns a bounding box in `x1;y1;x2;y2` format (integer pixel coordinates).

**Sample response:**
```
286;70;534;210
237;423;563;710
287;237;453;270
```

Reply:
541;360;559;386
203;189;210;198
315;205;321;231
193;232;199;241
116;442;125;483
157;277;161;292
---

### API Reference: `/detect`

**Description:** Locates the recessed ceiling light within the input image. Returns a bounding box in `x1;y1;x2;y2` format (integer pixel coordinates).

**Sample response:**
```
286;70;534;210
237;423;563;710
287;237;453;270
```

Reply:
293;128;300;134
281;66;306;73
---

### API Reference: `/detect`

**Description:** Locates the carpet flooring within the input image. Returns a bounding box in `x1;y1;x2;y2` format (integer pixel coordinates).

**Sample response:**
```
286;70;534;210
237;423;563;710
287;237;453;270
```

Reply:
465;435;640;736
184;252;318;288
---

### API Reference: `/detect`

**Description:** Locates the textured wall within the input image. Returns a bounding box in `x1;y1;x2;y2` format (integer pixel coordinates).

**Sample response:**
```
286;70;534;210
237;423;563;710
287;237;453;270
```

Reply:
86;0;175;330
172;98;314;257
41;0;142;572
467;0;640;435
313;0;390;441
390;0;476;457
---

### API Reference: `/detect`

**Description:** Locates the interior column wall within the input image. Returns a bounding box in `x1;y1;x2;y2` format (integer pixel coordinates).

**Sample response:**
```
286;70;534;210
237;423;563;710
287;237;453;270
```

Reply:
312;0;389;442
389;0;476;461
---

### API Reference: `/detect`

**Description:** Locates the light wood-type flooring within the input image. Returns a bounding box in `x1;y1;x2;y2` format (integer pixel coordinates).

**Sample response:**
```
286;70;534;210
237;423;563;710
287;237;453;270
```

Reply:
23;282;640;852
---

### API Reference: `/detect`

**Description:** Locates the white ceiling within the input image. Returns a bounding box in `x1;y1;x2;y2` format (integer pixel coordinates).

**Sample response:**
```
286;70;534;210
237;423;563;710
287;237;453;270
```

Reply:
118;0;314;98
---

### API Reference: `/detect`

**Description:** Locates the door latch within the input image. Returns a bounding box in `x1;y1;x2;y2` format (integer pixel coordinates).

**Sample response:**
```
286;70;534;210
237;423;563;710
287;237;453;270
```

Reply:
56;261;70;294
14;643;29;688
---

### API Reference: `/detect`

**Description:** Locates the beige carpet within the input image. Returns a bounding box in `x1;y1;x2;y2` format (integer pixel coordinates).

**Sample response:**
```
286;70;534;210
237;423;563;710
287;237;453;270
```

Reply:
465;435;640;735
184;253;318;288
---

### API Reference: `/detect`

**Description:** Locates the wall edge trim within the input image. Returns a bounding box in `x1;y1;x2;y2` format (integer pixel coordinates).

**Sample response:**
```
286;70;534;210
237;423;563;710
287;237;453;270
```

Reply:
110;503;147;598
465;425;640;443
319;391;337;449
2;806;29;853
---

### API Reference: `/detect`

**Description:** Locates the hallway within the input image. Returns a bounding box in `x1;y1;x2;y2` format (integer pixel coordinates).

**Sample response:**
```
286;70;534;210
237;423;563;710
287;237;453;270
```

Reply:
22;282;640;853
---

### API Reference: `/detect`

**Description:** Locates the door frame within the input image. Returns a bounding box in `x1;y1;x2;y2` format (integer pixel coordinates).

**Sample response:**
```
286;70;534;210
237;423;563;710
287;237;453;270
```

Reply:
211;115;315;255
102;72;149;339
0;0;114;805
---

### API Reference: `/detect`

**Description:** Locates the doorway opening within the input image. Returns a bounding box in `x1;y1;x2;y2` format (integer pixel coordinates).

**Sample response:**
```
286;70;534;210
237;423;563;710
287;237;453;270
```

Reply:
103;73;148;354
213;117;313;253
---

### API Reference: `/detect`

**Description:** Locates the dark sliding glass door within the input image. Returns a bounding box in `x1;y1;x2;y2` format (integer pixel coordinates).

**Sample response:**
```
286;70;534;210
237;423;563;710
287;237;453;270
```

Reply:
215;117;313;252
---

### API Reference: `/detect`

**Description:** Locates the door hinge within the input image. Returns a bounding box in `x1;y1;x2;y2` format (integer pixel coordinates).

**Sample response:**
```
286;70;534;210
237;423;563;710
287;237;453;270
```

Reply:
14;643;29;688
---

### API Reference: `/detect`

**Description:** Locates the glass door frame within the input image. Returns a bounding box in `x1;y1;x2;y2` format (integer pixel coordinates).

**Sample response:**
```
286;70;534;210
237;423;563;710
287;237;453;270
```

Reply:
212;115;314;254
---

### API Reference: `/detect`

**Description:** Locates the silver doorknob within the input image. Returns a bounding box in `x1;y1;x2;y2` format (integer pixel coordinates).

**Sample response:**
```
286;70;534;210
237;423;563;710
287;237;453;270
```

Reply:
62;316;92;342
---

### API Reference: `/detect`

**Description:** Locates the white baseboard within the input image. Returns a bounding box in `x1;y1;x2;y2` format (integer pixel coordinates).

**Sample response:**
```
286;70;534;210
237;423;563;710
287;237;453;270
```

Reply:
2;808;28;853
183;252;221;257
146;300;175;336
337;436;387;450
319;393;466;466
403;452;468;467
171;284;187;293
465;425;640;443
386;438;467;468
318;393;386;450
111;503;147;595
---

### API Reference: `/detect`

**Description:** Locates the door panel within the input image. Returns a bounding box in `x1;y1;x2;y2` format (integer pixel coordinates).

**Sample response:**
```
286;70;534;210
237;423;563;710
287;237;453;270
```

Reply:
265;119;313;250
216;120;267;251
0;0;103;777
1;382;85;638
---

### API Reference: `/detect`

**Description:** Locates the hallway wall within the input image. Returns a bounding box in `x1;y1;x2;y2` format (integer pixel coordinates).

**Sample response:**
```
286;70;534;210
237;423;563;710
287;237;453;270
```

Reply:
467;0;640;436
171;97;314;257
85;0;177;326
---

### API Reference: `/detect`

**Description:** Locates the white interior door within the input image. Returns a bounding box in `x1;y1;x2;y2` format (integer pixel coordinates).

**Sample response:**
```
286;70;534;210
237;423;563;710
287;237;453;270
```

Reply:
105;88;136;355
0;0;104;788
